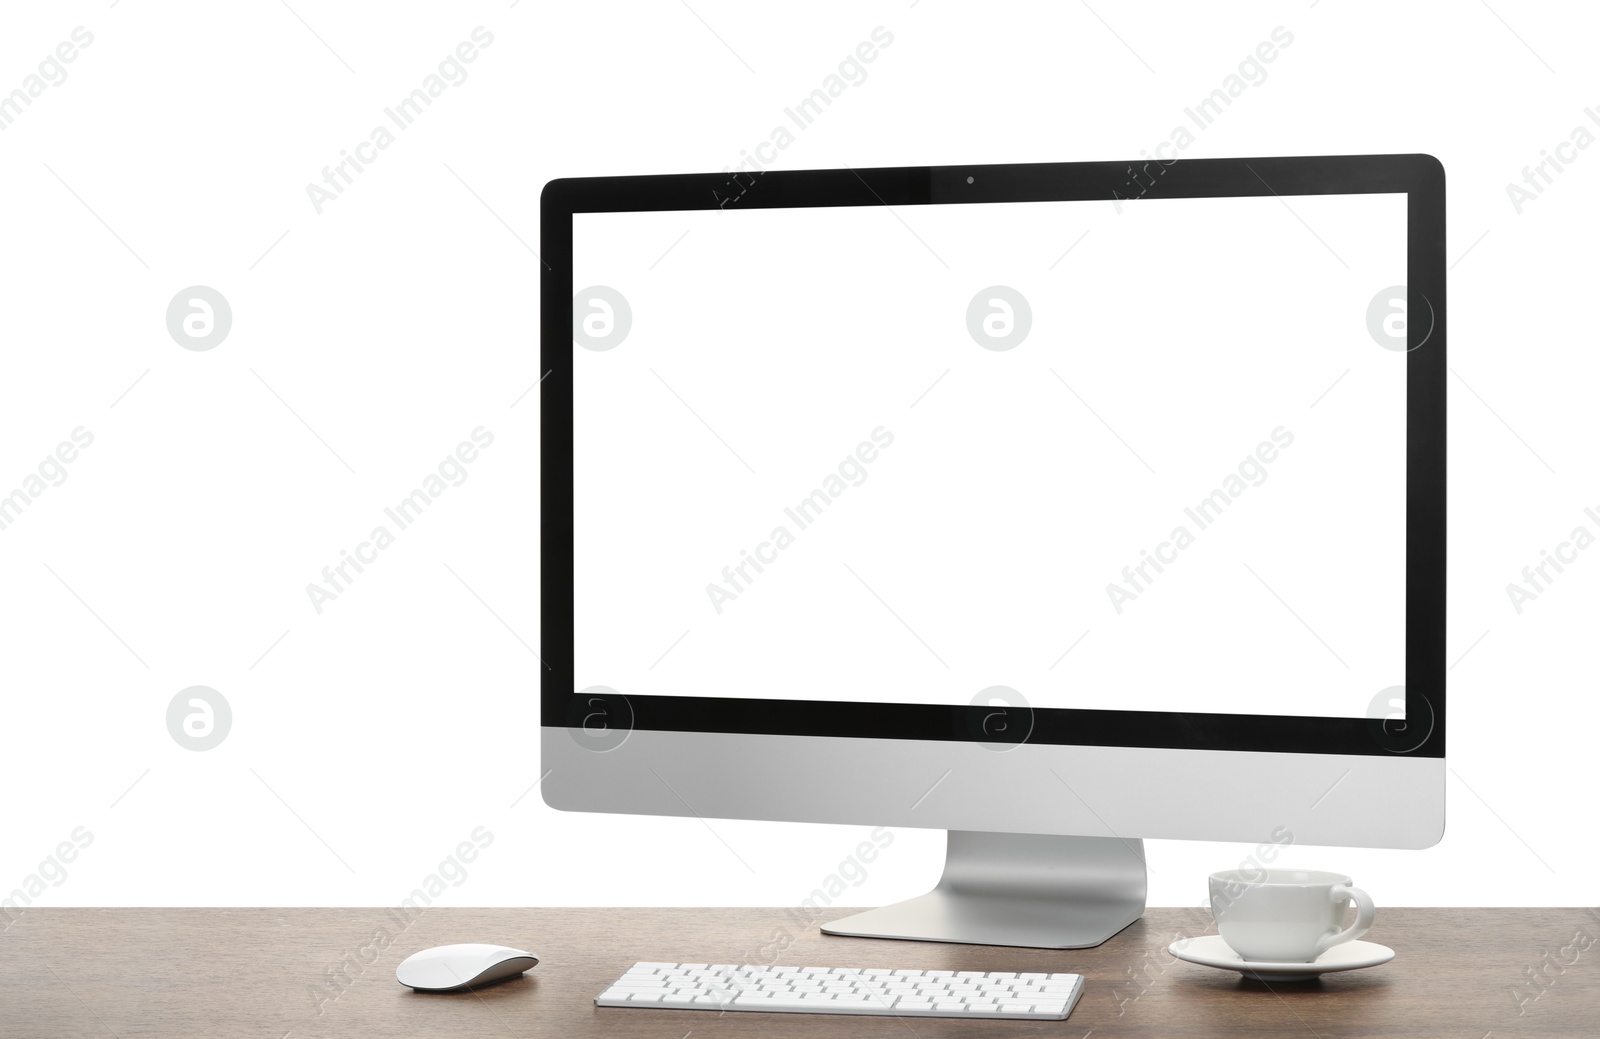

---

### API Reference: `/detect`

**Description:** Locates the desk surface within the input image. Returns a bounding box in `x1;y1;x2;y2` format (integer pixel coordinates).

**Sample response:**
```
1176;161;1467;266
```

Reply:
2;907;1595;1037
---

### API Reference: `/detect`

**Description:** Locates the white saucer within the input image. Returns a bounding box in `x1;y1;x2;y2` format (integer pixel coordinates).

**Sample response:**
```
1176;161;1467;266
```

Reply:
1167;934;1395;983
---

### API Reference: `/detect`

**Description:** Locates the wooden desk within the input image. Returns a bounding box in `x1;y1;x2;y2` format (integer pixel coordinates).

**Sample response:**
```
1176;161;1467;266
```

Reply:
2;908;1595;1037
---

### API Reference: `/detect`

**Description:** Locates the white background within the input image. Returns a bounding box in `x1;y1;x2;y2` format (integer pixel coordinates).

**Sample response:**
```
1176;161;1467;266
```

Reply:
0;0;1595;924
574;195;1407;719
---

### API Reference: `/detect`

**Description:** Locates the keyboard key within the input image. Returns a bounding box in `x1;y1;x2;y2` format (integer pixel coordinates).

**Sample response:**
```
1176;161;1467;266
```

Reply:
755;996;821;1010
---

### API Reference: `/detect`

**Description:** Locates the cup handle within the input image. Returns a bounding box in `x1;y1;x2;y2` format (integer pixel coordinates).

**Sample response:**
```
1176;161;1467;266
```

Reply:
1314;885;1375;957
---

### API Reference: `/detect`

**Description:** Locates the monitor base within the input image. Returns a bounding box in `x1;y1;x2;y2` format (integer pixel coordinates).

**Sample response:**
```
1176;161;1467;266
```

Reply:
821;830;1147;949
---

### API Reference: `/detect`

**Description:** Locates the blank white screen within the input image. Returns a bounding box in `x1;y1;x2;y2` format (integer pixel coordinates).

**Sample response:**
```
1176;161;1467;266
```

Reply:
573;191;1406;719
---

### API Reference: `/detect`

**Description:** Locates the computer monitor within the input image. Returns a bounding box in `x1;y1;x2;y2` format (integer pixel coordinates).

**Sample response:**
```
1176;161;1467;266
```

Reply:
541;155;1445;949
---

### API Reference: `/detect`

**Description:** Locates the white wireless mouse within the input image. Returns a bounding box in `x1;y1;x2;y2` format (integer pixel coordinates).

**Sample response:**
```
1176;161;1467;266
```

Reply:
395;943;540;992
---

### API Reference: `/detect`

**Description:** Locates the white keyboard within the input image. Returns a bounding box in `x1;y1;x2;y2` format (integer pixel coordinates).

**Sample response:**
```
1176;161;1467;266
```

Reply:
596;962;1084;1019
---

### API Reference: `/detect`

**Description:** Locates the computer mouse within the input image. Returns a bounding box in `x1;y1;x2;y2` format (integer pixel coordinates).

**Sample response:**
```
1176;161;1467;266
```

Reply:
395;943;540;993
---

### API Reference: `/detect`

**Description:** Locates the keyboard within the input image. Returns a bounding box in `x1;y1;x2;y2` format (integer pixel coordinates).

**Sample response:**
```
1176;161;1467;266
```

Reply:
595;962;1084;1019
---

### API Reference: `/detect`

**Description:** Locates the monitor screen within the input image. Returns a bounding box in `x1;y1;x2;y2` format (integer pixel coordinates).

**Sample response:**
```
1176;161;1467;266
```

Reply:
571;191;1407;722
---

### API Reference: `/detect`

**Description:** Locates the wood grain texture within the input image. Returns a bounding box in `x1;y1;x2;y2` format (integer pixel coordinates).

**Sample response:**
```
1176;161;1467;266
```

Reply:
2;908;1596;1037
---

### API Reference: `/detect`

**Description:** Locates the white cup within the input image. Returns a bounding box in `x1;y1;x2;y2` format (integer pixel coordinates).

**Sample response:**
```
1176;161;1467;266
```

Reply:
1209;868;1375;963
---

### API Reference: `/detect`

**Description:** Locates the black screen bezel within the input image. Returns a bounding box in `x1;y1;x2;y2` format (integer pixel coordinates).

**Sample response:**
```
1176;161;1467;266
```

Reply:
541;154;1445;759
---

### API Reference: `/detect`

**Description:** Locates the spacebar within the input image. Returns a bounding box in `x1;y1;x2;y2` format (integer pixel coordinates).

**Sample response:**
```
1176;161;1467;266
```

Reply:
732;995;889;1013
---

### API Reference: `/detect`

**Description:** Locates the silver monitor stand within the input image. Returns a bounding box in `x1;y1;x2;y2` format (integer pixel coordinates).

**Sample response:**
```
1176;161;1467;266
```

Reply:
821;831;1147;949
